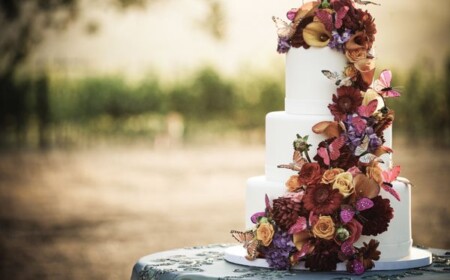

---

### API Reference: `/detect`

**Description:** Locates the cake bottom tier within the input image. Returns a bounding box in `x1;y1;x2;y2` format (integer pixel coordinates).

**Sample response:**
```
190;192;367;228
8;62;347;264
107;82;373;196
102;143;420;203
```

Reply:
246;176;412;261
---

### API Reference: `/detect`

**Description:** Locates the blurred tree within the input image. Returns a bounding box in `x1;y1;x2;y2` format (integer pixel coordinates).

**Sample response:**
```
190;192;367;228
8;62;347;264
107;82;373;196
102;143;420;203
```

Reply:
199;0;226;41
0;0;161;148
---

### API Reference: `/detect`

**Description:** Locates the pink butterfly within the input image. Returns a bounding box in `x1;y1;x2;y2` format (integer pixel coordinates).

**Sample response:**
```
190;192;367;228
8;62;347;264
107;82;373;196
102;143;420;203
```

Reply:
230;230;260;260
357;99;378;118
340;198;374;224
317;136;346;166
315;9;333;32
374;70;401;98
288;217;308;234
381;166;401;201
334;6;349;29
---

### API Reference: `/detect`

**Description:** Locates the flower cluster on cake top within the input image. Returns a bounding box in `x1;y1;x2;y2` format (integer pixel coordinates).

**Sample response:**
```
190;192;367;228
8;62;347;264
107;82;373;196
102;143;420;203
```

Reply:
231;0;407;274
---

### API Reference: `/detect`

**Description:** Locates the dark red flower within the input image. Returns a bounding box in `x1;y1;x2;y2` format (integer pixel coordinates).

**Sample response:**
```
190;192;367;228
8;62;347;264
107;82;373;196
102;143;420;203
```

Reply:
357;196;393;236
328;86;363;121
359;239;381;270
305;239;340;271
271;197;301;231
290;16;314;49
303;184;343;215
345;218;363;244
298;162;322;186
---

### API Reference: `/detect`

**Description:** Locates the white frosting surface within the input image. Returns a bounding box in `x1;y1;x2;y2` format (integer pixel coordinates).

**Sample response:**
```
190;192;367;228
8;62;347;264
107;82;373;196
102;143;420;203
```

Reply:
285;47;347;115
245;176;412;260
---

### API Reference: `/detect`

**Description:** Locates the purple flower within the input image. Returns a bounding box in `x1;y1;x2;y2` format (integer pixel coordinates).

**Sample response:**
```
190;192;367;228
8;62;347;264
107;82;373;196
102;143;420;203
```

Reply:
328;29;352;51
277;38;291;53
261;231;295;269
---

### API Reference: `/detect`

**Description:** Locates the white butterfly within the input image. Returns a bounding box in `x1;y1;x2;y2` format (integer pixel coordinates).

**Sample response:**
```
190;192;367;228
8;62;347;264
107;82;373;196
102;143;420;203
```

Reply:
321;70;352;87
272;16;296;39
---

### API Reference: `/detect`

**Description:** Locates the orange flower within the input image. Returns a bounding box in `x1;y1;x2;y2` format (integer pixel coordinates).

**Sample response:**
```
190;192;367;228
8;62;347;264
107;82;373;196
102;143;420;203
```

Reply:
312;216;336;240
322;168;344;184
256;222;275;246
345;48;367;63
286;175;302;192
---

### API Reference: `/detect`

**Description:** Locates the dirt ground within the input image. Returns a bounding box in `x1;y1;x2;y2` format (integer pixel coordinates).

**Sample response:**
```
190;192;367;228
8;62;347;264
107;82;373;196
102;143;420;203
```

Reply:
0;139;449;280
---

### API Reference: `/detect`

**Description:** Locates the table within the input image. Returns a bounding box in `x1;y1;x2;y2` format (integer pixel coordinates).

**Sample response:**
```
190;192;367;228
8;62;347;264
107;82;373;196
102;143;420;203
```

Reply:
131;244;450;280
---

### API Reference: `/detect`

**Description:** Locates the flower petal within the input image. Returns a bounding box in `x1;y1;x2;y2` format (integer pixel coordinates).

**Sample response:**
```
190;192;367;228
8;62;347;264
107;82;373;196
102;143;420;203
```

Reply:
303;21;331;47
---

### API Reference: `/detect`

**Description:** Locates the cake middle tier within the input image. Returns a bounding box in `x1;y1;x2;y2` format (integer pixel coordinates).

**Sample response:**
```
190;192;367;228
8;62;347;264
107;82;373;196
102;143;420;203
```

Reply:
266;111;393;182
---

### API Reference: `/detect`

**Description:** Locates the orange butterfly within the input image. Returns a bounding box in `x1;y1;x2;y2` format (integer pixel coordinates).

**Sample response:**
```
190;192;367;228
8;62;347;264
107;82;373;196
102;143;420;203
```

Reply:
230;230;260;260
277;150;307;171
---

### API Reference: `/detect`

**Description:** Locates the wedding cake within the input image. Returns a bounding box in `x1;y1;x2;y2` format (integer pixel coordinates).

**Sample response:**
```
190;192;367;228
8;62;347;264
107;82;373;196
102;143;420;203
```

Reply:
226;0;431;274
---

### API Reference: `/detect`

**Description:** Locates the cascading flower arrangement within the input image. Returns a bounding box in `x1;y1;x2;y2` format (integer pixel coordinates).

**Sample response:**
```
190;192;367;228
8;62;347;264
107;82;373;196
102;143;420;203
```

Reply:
231;0;405;274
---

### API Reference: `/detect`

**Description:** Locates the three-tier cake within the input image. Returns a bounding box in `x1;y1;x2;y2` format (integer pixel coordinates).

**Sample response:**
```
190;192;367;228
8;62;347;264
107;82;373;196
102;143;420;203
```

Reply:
226;0;431;274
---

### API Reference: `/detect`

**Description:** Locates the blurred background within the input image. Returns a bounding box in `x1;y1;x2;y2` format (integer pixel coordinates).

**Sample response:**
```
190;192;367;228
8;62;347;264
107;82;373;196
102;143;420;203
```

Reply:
0;0;449;279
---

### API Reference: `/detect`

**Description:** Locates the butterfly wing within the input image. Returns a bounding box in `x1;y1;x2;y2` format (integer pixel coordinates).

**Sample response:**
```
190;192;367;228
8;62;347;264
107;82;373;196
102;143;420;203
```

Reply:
340;207;355;224
272;16;294;39
245;239;260;260
293;150;307;170
315;9;333;31
359;153;377;165
230;230;255;247
357;99;378;118
351;116;366;134
329;136;345;160
334;6;349;28
382;88;401;98
381;183;401;201
355;135;369;156
317;147;330;166
356;197;374;211
382;165;401;183
288;217;308;234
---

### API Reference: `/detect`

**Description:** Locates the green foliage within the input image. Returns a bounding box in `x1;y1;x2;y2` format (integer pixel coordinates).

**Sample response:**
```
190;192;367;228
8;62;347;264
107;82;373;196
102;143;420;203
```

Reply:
1;57;449;148
389;56;450;145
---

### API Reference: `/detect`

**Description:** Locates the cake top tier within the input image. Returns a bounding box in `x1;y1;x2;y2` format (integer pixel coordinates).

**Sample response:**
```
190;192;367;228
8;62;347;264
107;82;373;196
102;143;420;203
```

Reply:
274;0;379;104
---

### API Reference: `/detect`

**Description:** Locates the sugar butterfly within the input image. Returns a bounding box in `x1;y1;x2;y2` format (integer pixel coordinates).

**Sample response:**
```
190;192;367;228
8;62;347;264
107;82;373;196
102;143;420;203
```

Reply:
374;70;401;98
317;136;346;166
277;150;307;171
322;70;352;87
340;198;374;224
230;230;260;260
381;166;401;201
272;16;296;39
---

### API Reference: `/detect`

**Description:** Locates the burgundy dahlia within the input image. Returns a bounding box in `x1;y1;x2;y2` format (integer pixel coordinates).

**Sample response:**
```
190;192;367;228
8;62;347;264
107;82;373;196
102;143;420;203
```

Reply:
305;239;340;271
272;197;301;231
303;184;343;215
357;195;393;236
328;86;363;121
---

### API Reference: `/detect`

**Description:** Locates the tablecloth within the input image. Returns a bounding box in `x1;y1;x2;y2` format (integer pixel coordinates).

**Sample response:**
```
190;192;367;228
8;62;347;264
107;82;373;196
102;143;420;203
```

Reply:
131;244;449;280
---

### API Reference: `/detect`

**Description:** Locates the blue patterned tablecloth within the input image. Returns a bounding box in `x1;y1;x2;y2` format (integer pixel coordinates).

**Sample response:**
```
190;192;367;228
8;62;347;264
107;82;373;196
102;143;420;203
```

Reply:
131;244;449;280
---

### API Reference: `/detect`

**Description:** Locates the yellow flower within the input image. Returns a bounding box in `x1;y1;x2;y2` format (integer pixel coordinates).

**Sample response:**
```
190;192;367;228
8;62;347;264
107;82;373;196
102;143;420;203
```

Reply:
256;222;275;246
285;175;301;192
312;216;335;240
332;172;355;198
322;168;344;184
303;21;331;47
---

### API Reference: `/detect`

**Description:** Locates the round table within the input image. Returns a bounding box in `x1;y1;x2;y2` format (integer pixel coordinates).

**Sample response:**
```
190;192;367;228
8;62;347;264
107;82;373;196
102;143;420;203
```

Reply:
131;244;450;280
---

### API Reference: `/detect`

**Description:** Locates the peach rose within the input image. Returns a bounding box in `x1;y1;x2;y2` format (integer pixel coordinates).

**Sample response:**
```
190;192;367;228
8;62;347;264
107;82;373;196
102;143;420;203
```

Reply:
256;222;275;246
345;48;367;63
344;65;358;80
286;175;301;192
322;168;344;184
333;172;355;198
312;215;335;240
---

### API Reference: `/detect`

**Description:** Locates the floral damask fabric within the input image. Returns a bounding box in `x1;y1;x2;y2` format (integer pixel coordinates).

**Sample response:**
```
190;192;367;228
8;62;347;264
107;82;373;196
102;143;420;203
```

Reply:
131;244;449;280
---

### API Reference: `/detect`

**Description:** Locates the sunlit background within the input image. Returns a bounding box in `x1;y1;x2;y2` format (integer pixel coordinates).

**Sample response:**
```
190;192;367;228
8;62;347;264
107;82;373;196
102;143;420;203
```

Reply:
0;0;449;279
